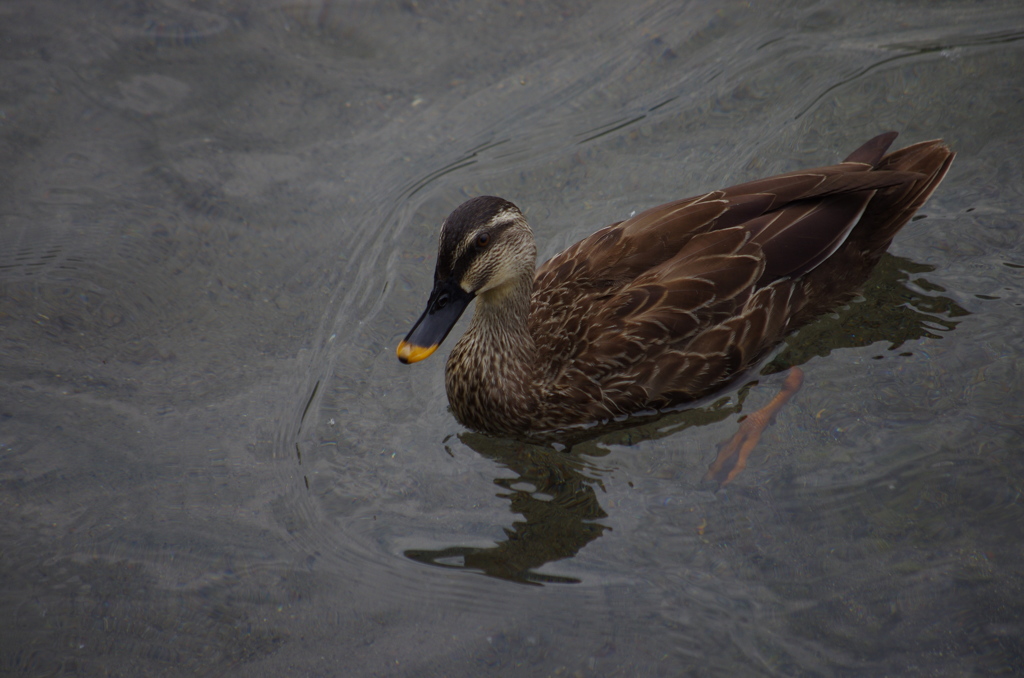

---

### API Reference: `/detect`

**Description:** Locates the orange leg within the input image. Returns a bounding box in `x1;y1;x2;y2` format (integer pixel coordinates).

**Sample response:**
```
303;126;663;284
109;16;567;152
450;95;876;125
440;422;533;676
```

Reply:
703;367;804;488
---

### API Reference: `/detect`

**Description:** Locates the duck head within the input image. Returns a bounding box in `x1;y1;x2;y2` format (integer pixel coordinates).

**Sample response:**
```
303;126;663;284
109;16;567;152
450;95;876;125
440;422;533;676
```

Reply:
397;196;536;364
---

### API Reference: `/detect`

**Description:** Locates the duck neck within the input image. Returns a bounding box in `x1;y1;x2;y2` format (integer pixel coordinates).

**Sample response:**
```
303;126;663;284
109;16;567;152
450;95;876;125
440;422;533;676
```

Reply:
446;273;536;433
468;273;535;363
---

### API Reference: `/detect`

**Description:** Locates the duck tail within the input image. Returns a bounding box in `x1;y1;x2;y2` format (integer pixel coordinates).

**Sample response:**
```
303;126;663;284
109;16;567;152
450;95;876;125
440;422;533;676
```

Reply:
843;131;900;165
858;137;956;254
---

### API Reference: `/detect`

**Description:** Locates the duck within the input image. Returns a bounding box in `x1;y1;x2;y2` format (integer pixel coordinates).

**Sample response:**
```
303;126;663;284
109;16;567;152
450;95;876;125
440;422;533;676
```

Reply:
397;132;954;479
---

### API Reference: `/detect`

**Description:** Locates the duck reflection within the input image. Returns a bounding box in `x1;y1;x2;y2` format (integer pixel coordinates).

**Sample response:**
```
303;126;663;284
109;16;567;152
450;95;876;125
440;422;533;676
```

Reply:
404;254;968;584
406;436;610;585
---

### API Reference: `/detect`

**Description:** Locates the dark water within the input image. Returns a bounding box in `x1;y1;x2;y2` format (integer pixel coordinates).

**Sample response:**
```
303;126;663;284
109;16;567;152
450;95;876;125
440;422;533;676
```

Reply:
2;1;1023;675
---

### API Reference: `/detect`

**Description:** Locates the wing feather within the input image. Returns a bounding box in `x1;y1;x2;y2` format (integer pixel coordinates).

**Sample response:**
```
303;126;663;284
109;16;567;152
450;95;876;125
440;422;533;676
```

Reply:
525;133;954;421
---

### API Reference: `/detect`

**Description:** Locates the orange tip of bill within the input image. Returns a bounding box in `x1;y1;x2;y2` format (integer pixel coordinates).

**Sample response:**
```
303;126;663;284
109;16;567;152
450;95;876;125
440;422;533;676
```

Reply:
397;340;438;364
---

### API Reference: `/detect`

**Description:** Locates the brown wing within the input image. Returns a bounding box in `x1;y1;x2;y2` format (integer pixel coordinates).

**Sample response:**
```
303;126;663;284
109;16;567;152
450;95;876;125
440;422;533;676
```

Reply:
529;132;954;423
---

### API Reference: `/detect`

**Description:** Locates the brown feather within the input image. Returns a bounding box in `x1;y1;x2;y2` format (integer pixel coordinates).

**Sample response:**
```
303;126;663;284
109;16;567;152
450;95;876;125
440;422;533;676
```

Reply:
415;133;955;439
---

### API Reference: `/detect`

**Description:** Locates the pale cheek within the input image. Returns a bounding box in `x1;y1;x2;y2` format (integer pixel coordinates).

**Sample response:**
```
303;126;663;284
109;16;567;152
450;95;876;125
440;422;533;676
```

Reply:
476;261;515;295
461;266;489;294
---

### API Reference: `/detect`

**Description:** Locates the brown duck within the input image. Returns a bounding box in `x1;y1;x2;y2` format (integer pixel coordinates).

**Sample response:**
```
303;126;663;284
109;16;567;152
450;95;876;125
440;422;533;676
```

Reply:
398;132;954;484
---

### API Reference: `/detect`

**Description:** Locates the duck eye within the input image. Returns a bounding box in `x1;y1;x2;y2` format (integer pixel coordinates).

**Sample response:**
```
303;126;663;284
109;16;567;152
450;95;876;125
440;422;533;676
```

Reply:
475;232;491;249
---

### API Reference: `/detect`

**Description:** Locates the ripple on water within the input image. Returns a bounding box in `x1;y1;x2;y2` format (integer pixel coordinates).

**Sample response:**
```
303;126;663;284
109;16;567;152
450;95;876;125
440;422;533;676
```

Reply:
118;1;234;48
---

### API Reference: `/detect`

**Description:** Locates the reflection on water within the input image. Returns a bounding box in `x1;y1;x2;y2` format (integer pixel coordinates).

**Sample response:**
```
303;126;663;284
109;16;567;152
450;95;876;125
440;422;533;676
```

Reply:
405;254;970;585
407;437;608;585
765;252;970;372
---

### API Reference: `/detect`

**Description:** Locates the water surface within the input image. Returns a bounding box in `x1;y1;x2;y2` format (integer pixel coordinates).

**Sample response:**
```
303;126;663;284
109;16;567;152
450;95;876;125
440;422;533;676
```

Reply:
2;1;1023;675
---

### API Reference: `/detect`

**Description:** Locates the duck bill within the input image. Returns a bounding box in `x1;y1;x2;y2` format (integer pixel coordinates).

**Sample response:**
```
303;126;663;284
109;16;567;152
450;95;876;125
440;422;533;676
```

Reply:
397;279;474;364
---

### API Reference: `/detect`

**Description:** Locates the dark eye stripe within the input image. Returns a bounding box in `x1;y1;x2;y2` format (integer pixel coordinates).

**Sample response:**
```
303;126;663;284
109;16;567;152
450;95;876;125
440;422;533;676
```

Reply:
437;218;517;284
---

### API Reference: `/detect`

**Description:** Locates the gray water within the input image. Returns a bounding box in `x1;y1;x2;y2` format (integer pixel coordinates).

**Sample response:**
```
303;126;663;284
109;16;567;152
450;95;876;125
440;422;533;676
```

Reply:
2;1;1023;676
